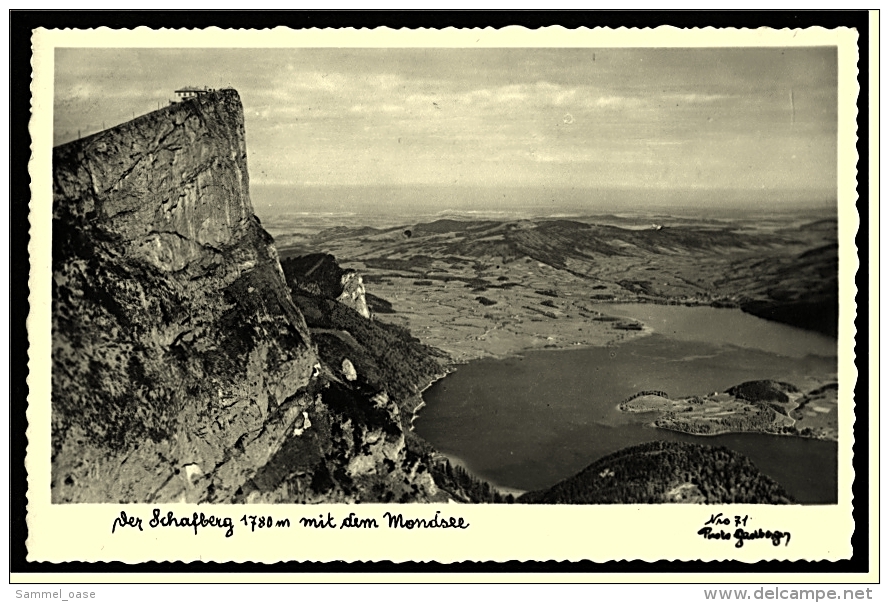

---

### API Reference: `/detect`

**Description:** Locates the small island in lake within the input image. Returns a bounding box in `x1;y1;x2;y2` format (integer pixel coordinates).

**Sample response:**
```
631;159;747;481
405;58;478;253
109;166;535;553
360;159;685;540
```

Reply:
620;380;838;441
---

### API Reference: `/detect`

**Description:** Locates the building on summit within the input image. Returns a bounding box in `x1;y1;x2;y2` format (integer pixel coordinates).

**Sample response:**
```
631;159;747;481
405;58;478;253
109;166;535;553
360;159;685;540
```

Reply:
174;86;214;101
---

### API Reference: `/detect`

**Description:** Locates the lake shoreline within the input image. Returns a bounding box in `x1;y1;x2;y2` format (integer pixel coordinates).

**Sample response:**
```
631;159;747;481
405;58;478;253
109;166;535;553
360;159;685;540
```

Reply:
618;393;839;443
409;368;455;431
414;303;838;503
410;311;652;431
431;451;529;498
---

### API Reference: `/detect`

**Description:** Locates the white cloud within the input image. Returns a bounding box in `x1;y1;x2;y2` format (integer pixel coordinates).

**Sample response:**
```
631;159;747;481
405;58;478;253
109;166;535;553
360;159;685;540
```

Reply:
667;93;729;103
591;95;643;109
552;89;578;106
52;48;836;192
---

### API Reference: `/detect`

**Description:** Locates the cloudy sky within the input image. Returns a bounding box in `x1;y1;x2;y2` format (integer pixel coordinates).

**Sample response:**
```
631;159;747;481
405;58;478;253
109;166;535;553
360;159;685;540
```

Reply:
54;47;837;197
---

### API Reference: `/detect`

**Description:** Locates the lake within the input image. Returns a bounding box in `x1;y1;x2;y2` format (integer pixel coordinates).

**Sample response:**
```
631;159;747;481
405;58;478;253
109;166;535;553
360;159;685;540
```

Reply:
415;304;839;503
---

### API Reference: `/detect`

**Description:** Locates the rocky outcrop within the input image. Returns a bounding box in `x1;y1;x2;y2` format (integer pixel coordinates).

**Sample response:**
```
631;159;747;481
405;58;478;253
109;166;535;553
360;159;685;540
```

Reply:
338;270;370;319
281;253;370;318
341;358;358;381
239;384;439;503
51;90;437;503
282;260;449;421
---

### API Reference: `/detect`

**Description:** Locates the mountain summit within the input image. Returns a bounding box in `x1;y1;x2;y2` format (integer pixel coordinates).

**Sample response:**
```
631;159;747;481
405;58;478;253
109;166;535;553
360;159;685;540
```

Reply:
51;90;438;503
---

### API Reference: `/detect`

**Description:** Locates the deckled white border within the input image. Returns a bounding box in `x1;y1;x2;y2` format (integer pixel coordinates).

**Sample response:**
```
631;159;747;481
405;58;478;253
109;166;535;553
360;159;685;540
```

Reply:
26;25;863;569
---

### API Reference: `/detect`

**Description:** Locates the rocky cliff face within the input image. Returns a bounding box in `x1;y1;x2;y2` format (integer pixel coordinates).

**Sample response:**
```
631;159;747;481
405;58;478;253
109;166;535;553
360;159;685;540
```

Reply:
281;254;449;420
338;270;370;319
51;90;437;503
280;253;370;318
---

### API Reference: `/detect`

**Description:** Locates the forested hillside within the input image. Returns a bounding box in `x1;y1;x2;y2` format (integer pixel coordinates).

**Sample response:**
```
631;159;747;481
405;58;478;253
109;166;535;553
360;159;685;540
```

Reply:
518;441;794;504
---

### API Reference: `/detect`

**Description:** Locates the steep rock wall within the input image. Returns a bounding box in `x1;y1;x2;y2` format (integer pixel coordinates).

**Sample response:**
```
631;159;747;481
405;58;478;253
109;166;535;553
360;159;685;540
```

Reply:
338;271;370;319
51;90;435;503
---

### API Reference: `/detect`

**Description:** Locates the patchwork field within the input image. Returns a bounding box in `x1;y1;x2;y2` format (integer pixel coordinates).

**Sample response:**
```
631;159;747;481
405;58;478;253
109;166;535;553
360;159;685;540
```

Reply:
271;211;838;361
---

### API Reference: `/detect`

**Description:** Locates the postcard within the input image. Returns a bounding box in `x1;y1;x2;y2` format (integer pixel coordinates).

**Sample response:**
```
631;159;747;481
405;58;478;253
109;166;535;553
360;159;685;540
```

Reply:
25;23;870;569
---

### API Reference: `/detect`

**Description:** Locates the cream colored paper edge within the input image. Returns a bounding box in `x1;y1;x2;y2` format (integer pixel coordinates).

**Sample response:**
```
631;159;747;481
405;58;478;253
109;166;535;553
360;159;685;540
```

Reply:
24;24;868;573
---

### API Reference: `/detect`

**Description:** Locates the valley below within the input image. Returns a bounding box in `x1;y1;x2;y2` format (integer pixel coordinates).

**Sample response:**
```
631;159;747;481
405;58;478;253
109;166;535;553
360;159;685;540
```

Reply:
272;208;838;362
270;207;841;503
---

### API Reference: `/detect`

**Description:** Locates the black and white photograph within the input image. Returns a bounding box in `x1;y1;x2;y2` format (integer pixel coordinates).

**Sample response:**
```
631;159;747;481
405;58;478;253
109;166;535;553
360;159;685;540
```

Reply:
49;41;844;504
21;22;867;566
